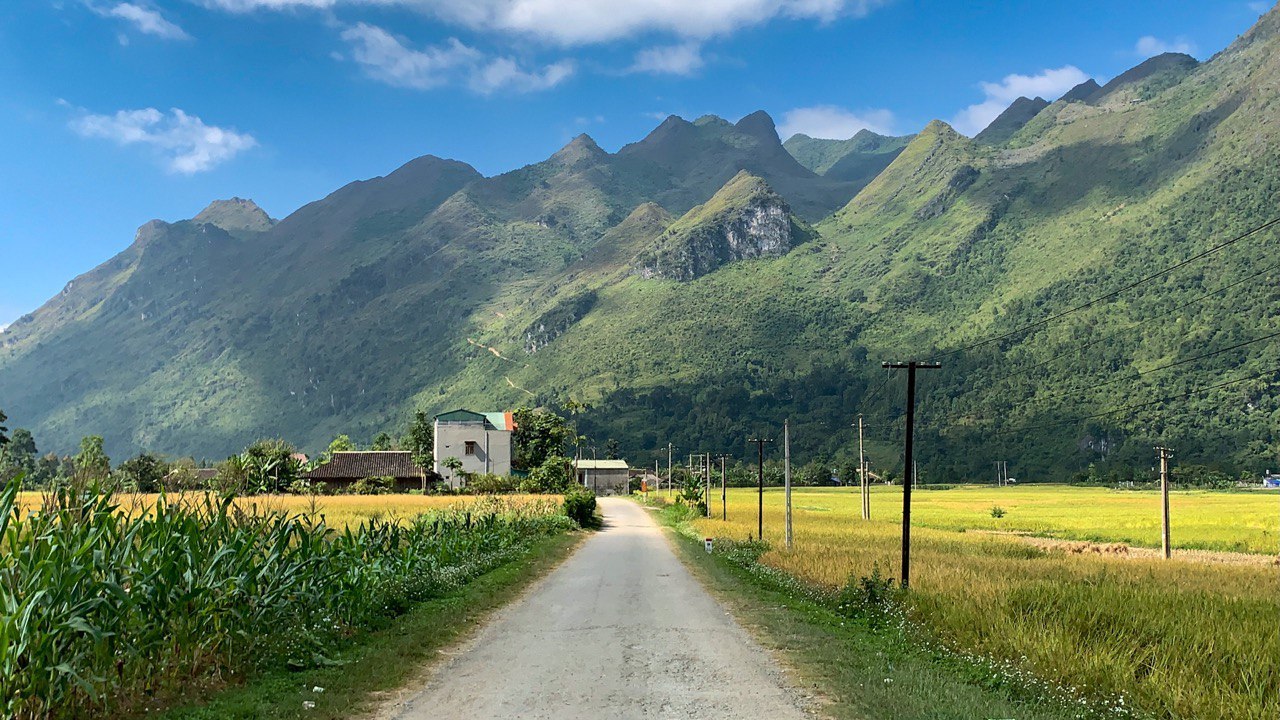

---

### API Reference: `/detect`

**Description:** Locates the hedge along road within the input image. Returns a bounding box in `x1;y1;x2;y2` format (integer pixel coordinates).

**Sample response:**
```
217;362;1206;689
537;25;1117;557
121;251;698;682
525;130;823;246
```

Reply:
384;498;811;720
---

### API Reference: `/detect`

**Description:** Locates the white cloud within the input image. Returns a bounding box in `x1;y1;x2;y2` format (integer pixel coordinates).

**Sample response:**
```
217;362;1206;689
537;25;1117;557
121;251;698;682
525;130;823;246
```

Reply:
341;23;480;89
777;105;896;140
91;2;190;40
469;57;574;93
198;0;890;45
195;0;335;10
340;22;571;93
1135;35;1196;58
69;107;257;173
951;65;1089;136
628;43;704;76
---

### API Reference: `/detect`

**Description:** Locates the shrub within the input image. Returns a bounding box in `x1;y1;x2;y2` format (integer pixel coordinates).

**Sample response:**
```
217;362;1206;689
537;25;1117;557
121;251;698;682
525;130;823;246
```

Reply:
349;476;393;495
562;486;597;527
990;504;1007;518
522;455;573;493
467;473;519;494
835;565;900;628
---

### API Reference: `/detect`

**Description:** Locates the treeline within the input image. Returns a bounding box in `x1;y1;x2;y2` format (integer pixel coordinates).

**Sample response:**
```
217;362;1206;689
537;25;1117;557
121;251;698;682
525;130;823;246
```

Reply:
0;406;598;496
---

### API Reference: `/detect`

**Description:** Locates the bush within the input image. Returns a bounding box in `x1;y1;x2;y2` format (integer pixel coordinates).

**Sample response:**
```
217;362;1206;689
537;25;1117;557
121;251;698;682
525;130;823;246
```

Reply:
563;486;597;527
522;455;573;494
467;473;519;494
990;505;1007;518
835;565;901;628
349;476;393;495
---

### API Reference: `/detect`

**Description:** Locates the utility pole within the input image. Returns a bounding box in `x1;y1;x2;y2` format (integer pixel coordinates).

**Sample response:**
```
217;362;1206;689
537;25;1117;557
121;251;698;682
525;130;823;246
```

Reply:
667;442;674;497
704;453;712;518
858;414;869;521
784;419;793;549
1156;446;1174;559
748;437;773;541
717;454;728;521
882;360;941;589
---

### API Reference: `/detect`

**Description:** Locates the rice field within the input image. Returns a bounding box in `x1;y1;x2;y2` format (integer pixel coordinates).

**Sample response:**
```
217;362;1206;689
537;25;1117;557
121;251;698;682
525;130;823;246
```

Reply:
690;486;1280;720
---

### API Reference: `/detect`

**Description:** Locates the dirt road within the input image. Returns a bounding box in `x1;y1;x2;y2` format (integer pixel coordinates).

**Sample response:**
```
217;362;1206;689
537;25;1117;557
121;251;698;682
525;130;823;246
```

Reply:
387;498;810;719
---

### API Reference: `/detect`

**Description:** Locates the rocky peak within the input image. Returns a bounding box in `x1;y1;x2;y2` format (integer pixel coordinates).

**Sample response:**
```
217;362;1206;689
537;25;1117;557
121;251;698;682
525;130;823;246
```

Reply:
1060;78;1102;103
551;134;608;166
734;110;779;141
192;197;274;233
636;171;812;281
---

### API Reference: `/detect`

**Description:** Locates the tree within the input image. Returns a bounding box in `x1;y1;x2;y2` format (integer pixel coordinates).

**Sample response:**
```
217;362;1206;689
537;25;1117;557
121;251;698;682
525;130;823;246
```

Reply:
117;452;168;493
512;407;570;471
75;435;111;482
403;410;434;470
0;428;37;481
522;455;573;493
605;438;621;460
324;434;355;462
370;431;394;451
442;456;465;484
0;409;8;448
242;439;301;494
796;460;830;487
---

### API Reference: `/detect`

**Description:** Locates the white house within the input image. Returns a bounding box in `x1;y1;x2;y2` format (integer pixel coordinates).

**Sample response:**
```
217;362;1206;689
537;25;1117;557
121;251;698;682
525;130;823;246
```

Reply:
433;409;514;488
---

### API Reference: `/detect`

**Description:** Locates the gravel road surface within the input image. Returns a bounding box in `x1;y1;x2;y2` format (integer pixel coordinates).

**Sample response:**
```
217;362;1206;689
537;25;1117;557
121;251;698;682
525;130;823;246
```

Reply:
388;497;811;719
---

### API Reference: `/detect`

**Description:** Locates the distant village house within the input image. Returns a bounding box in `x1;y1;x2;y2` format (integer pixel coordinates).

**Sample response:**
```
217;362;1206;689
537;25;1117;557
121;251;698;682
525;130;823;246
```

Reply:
434;410;514;488
575;459;629;495
303;451;429;492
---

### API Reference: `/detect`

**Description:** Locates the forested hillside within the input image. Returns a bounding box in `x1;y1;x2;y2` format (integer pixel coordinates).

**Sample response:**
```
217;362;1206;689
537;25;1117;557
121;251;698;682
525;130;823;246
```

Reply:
3;7;1280;481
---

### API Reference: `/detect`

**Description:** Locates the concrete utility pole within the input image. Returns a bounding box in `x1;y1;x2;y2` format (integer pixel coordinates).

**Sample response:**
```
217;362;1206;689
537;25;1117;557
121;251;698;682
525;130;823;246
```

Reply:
883;360;941;590
667;442;674;497
1156;446;1174;559
717;454;728;522
704;453;712;518
858;415;869;520
748;437;773;541
784;419;793;550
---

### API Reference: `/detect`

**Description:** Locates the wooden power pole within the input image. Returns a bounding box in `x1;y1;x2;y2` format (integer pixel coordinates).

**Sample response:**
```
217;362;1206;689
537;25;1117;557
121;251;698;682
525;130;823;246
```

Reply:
1156;446;1174;559
748;436;773;541
784;419;793;549
883;361;941;589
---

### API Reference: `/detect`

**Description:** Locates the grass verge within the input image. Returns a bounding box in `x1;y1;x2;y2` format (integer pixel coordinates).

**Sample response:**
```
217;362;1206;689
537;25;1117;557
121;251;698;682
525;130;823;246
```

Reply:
156;531;584;720
650;501;1127;720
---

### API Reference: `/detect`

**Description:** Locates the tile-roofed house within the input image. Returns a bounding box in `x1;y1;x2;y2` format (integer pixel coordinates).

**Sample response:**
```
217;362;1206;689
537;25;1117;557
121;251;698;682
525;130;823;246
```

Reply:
433;409;515;488
304;451;429;491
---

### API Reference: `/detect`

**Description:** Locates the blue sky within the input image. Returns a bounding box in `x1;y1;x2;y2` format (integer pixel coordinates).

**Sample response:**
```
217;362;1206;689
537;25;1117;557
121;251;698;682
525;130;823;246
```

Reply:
0;0;1272;327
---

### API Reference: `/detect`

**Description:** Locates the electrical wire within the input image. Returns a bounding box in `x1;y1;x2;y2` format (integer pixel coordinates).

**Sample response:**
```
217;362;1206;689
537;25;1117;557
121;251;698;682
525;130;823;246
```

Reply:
935;215;1280;359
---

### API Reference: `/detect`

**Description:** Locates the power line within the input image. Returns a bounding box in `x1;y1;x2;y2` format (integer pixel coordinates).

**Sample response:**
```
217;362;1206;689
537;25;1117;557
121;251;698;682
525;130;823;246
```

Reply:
998;256;1280;381
1032;328;1280;404
984;364;1279;437
936;215;1280;359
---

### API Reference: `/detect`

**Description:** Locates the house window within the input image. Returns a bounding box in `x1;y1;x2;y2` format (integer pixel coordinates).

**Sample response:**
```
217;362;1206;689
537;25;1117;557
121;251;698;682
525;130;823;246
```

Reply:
464;441;478;456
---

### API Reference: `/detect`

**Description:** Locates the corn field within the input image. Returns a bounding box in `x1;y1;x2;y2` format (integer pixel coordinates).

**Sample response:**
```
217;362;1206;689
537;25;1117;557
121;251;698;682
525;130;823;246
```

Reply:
0;478;573;719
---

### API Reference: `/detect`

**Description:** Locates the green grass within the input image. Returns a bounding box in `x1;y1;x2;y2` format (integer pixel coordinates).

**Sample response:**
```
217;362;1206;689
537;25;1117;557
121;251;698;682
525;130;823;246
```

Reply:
157;531;582;720
651;502;1109;720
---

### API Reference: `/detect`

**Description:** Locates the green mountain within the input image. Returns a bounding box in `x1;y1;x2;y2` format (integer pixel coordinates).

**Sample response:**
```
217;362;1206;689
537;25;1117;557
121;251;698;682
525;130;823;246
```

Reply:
783;129;914;188
4;7;1280;481
973;96;1049;145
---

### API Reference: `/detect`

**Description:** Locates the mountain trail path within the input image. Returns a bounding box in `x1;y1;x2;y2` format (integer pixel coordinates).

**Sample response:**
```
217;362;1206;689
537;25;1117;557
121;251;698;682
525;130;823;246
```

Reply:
382;497;812;719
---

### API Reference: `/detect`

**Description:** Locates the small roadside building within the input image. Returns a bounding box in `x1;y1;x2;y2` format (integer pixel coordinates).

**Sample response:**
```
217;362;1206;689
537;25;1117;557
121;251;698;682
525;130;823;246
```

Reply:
303;451;429;492
1263;473;1280;489
434;409;514;488
575;459;630;495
